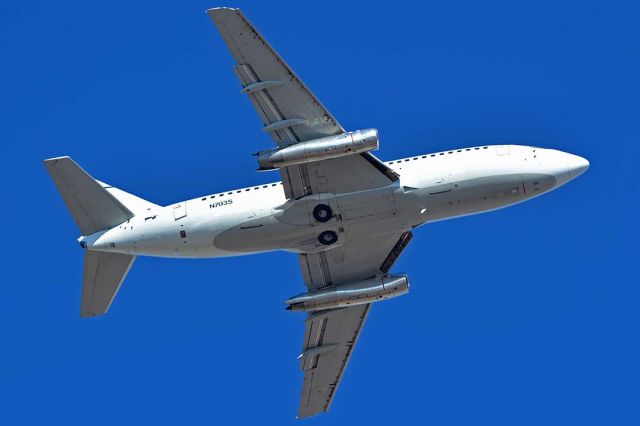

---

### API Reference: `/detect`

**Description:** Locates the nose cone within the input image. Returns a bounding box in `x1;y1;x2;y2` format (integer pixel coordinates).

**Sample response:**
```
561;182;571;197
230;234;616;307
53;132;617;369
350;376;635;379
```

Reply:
541;149;589;188
567;154;590;179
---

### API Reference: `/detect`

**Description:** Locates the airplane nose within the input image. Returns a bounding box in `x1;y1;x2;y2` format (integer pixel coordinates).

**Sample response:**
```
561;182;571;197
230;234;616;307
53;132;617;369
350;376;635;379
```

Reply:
567;155;589;179
542;150;589;188
566;154;589;179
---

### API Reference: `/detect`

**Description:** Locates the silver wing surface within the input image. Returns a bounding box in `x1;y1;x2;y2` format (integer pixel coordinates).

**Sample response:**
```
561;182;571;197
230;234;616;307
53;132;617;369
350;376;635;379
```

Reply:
297;231;412;418
208;8;410;418
207;8;398;199
208;8;342;144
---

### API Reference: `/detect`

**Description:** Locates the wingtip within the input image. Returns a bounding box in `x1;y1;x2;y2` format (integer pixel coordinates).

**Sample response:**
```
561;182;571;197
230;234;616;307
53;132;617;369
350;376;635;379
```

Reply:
81;310;106;319
43;155;71;164
206;7;240;15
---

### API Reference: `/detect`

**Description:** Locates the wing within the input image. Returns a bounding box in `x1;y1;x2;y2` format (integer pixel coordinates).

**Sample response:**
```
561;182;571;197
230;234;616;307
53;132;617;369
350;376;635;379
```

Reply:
296;231;413;418
298;304;370;419
208;8;410;418
208;7;342;144
207;8;398;199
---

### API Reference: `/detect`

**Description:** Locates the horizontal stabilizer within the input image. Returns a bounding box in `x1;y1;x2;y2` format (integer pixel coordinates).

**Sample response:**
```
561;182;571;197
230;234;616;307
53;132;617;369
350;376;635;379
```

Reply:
44;156;134;235
82;251;135;318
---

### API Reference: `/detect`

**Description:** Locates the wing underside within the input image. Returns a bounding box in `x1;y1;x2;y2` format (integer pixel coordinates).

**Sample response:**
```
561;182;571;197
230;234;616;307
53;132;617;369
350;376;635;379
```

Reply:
295;232;412;418
298;305;371;418
208;7;343;144
208;8;409;418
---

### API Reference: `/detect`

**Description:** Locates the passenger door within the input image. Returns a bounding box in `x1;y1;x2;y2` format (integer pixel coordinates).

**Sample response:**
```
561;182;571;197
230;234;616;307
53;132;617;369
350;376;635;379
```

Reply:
173;202;187;220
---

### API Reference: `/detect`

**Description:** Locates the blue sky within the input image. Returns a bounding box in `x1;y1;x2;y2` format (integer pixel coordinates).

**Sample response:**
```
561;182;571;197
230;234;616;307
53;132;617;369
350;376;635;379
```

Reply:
2;1;639;424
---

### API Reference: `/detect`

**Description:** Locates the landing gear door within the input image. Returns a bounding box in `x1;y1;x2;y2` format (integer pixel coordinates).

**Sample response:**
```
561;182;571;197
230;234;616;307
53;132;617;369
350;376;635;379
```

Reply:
173;202;187;220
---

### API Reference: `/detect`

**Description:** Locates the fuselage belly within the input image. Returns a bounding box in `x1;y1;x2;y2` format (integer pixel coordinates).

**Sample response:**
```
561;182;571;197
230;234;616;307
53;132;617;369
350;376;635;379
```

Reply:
83;144;588;258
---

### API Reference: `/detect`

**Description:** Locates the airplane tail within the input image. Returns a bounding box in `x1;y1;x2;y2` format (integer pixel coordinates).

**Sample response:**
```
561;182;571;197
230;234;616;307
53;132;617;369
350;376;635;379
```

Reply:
44;156;158;317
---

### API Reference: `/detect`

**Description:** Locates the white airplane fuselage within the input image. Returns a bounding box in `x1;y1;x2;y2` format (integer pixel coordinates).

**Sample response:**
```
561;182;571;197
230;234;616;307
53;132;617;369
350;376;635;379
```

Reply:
82;144;588;258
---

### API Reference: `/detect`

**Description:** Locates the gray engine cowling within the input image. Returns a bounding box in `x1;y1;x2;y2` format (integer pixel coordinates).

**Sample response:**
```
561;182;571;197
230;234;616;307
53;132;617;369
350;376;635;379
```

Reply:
285;274;409;312
257;128;379;170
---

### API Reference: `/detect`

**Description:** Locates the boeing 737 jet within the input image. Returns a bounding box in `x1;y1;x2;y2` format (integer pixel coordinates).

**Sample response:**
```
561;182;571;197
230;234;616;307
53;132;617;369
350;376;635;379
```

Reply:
44;8;589;419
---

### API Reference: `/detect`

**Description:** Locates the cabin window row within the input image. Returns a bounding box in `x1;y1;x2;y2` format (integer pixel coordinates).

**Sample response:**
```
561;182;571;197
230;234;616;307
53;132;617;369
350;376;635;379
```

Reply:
201;182;282;201
387;146;489;165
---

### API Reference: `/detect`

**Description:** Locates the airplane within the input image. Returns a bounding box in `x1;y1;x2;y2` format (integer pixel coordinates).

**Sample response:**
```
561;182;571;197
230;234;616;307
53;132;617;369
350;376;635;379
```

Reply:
43;7;589;419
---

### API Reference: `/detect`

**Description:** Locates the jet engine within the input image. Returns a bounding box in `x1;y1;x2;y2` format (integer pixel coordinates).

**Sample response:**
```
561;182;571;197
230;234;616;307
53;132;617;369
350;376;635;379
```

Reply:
257;128;379;170
285;274;409;312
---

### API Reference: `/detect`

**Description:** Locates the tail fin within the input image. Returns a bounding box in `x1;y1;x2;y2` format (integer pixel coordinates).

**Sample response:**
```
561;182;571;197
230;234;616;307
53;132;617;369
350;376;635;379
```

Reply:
44;156;134;235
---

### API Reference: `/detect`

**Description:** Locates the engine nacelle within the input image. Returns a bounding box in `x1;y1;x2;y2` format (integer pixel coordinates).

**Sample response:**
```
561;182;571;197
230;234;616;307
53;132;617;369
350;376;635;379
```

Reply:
257;128;379;170
285;274;409;312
